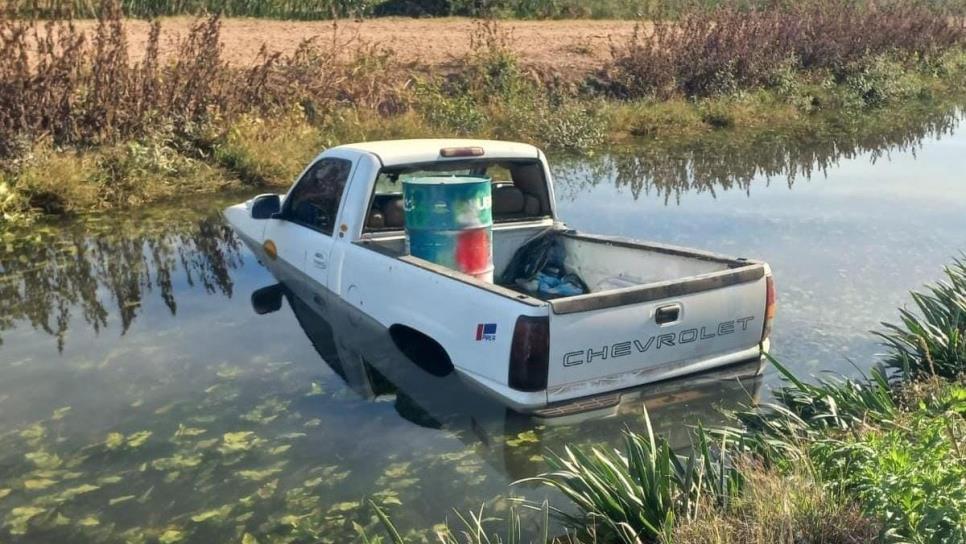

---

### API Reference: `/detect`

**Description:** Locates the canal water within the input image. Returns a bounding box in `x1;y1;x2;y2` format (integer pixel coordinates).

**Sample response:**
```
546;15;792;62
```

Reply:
1;109;964;542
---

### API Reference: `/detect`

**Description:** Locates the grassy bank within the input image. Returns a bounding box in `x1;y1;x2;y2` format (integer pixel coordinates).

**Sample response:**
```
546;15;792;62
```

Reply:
365;259;966;543
1;1;965;226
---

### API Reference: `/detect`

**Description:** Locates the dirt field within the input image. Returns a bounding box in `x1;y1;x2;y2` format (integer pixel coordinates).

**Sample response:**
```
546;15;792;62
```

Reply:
68;17;639;73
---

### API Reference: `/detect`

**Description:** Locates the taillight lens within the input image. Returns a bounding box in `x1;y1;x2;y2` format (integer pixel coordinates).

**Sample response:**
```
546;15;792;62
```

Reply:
762;275;776;342
508;316;549;392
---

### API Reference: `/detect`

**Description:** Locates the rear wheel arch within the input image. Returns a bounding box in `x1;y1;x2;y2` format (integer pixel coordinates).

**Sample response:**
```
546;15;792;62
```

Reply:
388;324;455;377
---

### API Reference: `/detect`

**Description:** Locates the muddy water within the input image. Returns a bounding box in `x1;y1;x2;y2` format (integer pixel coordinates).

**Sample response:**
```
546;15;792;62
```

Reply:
1;108;964;542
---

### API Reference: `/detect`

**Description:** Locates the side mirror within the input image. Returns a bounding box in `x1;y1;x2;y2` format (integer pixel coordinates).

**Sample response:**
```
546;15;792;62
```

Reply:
251;194;281;219
251;284;285;315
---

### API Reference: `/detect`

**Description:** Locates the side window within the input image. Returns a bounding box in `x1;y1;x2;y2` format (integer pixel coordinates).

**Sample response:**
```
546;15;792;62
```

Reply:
284;158;352;235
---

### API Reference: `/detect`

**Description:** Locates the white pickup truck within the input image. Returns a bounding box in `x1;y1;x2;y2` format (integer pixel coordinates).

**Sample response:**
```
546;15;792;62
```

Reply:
225;139;776;412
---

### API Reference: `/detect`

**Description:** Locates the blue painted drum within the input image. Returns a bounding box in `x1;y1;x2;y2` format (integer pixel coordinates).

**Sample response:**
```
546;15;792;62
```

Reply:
403;176;494;282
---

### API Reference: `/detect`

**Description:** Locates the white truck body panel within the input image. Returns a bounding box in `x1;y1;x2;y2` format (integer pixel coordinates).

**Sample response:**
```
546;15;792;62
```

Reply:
545;271;767;403
338;242;550;408
337;138;540;166
224;139;772;413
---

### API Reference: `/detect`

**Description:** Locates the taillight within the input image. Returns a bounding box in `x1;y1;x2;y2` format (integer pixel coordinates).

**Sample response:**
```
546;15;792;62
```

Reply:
508;316;549;392
762;275;776;342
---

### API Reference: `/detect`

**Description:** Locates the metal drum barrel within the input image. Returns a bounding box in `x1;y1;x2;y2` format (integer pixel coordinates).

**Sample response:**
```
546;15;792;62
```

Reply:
403;176;494;282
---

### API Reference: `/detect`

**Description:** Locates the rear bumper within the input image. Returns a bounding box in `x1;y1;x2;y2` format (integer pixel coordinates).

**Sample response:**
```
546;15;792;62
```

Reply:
457;344;765;414
534;351;767;422
547;344;764;405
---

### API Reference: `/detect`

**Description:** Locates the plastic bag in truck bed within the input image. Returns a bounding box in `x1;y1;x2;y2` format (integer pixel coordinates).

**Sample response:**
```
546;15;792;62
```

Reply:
500;232;588;299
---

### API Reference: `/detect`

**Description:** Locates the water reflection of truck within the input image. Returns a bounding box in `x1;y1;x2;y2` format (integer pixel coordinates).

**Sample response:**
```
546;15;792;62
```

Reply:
250;274;763;479
226;139;775;411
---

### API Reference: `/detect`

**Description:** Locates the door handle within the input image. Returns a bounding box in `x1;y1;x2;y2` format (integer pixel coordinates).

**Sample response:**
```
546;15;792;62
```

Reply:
312;251;327;270
655;304;681;325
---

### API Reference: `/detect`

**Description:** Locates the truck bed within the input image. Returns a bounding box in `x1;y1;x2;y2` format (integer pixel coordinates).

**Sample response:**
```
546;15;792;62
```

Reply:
360;225;754;305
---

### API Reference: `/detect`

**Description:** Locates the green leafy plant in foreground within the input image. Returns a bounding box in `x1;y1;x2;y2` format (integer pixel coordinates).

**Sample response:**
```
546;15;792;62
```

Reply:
523;412;742;544
879;257;966;381
810;388;966;544
727;260;966;543
724;357;899;465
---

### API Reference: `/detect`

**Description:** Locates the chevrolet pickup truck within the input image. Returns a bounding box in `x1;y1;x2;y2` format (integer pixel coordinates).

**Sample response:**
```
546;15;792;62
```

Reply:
249;277;764;476
224;139;776;412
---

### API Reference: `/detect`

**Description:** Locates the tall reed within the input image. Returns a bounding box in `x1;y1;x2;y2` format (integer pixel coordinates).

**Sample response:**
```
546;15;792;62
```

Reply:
522;410;742;544
0;0;405;158
599;0;966;99
17;0;371;19
878;256;966;381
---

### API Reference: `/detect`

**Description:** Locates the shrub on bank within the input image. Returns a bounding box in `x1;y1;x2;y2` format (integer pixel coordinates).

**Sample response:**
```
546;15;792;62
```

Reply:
597;1;965;100
1;137;233;217
813;390;966;543
670;462;880;544
414;20;608;150
214;109;327;186
0;3;406;158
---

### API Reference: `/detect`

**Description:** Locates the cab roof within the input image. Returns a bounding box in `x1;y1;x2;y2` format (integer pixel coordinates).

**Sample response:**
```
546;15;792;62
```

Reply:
330;139;541;167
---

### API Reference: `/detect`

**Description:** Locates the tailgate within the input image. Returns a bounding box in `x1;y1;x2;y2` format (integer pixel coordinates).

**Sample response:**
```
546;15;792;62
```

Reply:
545;265;766;403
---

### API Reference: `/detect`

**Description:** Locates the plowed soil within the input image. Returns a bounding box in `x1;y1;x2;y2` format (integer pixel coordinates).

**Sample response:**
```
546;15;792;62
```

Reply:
69;17;640;73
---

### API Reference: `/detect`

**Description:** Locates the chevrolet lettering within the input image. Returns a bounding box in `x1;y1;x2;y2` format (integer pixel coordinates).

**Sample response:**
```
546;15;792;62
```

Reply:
563;316;756;367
